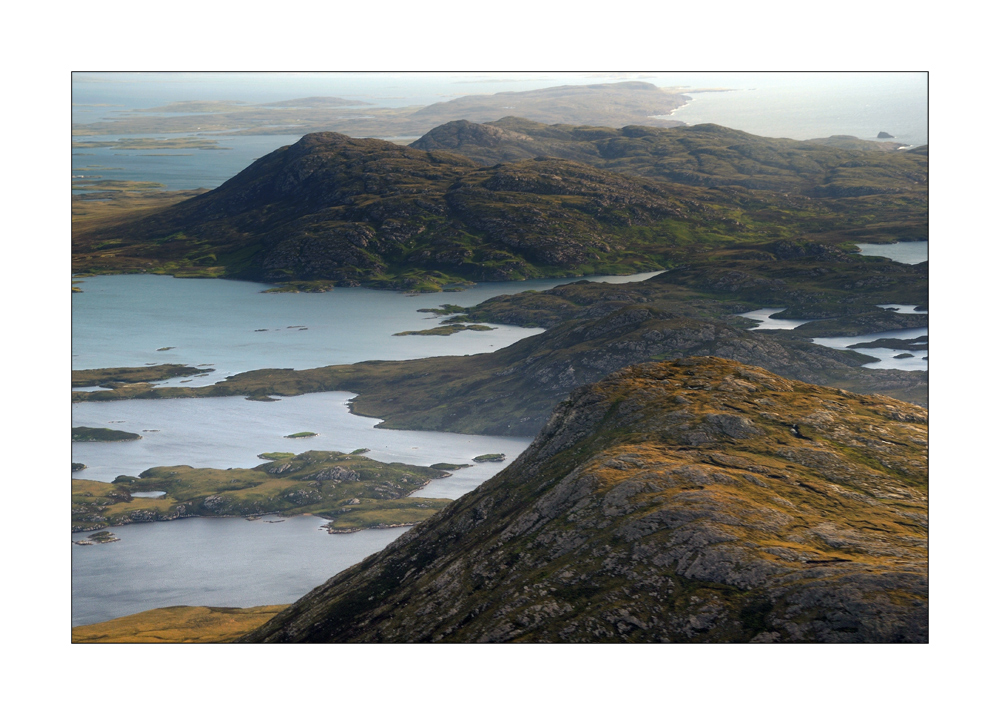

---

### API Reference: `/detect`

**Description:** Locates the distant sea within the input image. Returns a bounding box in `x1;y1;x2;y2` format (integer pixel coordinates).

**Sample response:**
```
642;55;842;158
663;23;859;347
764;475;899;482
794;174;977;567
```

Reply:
72;72;928;191
662;72;927;146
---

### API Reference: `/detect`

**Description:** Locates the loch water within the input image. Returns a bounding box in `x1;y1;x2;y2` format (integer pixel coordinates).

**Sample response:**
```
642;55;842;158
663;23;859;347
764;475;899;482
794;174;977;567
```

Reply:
71;271;659;626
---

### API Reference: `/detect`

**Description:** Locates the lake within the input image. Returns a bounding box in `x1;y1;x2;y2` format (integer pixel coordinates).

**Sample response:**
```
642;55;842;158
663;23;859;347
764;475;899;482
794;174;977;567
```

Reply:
71;270;660;626
72;272;663;382
738;308;813;331
72;516;409;627
855;241;928;265
72;391;531;487
812;327;928;371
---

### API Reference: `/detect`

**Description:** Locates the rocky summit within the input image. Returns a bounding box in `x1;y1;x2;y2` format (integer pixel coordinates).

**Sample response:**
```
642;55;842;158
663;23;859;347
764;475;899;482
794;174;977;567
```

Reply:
243;357;928;643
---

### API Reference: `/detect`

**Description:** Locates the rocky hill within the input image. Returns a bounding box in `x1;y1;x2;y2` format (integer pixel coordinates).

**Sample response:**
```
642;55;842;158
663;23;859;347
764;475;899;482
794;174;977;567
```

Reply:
72;132;699;288
73;126;926;289
242;357;928;643
412;118;929;197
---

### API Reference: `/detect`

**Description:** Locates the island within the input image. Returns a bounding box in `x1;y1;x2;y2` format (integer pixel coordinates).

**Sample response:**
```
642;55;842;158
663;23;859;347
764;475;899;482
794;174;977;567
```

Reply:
73;364;213;388
394;324;495;336
284;431;317;439
473;453;506;463
71;450;453;533
72;426;142;442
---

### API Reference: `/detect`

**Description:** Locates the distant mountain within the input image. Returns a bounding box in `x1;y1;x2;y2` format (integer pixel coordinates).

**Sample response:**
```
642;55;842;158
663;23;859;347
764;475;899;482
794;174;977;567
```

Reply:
243;357;928;643
411;118;928;197
72;81;685;138
409;82;685;128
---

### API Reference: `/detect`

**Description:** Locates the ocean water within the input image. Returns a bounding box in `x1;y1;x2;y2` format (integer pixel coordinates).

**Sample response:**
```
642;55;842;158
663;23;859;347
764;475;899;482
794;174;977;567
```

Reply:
72;73;927;193
664;72;927;146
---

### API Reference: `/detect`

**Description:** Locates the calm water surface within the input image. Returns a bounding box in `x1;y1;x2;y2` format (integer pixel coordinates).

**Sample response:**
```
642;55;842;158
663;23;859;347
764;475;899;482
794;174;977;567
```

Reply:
855;241;928;265
738;308;813;331
813;327;928;371
72;518;409;626
72;391;531;485
73;134;304;192
73;272;675;626
72;272;663;382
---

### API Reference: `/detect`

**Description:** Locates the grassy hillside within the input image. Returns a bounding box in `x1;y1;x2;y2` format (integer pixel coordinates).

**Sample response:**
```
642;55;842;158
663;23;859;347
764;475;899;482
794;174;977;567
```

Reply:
72;605;287;643
243;357;928;643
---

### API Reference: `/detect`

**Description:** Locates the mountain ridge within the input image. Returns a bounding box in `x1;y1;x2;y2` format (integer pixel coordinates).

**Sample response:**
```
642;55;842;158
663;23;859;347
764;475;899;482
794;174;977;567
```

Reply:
242;357;928;643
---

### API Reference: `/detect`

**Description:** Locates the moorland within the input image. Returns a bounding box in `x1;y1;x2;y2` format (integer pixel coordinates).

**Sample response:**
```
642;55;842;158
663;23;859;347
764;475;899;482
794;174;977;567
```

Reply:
72;95;928;642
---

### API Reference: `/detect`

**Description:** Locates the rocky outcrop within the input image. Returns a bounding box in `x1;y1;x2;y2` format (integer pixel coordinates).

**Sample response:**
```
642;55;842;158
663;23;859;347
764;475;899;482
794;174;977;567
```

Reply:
243;357;927;643
247;358;928;642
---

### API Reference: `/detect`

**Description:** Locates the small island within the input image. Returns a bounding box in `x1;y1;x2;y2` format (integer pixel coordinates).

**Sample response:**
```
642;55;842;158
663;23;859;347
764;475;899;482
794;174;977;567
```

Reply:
72;463;88;472
72;426;142;442
877;131;895;139
284;431;317;439
257;452;295;460
73;530;120;546
416;304;467;316
73;363;213;388
394;324;495;337
429;462;472;470
71;450;453;533
847;336;928;351
472;453;506;463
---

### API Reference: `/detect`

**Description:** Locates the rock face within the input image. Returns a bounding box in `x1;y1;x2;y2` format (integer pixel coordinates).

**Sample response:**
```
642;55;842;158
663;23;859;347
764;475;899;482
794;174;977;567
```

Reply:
243;357;928;643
